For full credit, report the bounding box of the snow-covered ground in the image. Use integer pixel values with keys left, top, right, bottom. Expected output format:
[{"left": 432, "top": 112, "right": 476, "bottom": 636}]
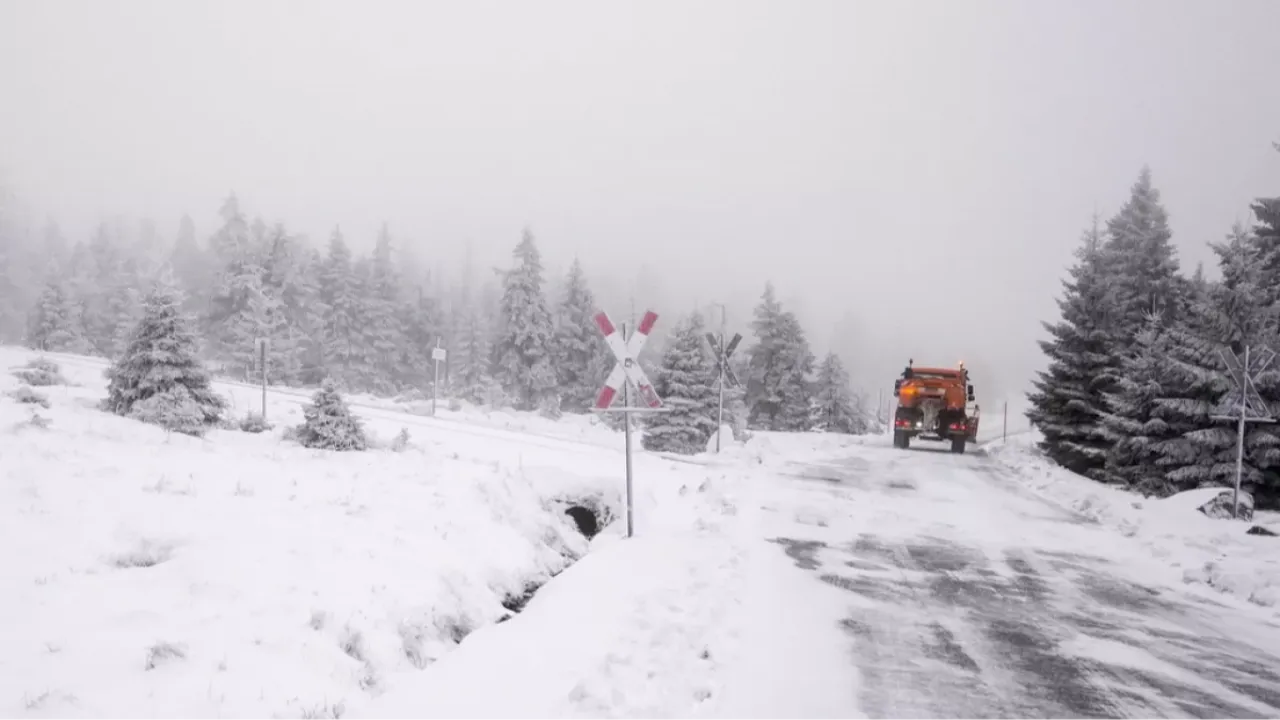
[
  {"left": 0, "top": 346, "right": 759, "bottom": 718},
  {"left": 983, "top": 431, "right": 1280, "bottom": 611}
]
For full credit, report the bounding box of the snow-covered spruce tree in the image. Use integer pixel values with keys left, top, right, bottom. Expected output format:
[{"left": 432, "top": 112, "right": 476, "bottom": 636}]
[
  {"left": 494, "top": 228, "right": 556, "bottom": 411},
  {"left": 1102, "top": 166, "right": 1182, "bottom": 352},
  {"left": 295, "top": 377, "right": 367, "bottom": 451},
  {"left": 812, "top": 351, "right": 866, "bottom": 434},
  {"left": 1026, "top": 216, "right": 1119, "bottom": 479},
  {"left": 26, "top": 279, "right": 87, "bottom": 352},
  {"left": 552, "top": 258, "right": 611, "bottom": 412},
  {"left": 104, "top": 279, "right": 227, "bottom": 436},
  {"left": 1248, "top": 142, "right": 1280, "bottom": 307},
  {"left": 642, "top": 311, "right": 718, "bottom": 454},
  {"left": 1166, "top": 223, "right": 1280, "bottom": 503},
  {"left": 745, "top": 282, "right": 787, "bottom": 430},
  {"left": 319, "top": 227, "right": 363, "bottom": 389},
  {"left": 1099, "top": 315, "right": 1186, "bottom": 494},
  {"left": 774, "top": 310, "right": 817, "bottom": 432},
  {"left": 362, "top": 224, "right": 407, "bottom": 394}
]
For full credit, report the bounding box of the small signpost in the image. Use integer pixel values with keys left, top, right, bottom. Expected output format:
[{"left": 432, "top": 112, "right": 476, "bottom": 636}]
[
  {"left": 592, "top": 308, "right": 668, "bottom": 538},
  {"left": 255, "top": 337, "right": 269, "bottom": 421},
  {"left": 1210, "top": 345, "right": 1276, "bottom": 519},
  {"left": 431, "top": 340, "right": 447, "bottom": 416},
  {"left": 704, "top": 328, "right": 742, "bottom": 453}
]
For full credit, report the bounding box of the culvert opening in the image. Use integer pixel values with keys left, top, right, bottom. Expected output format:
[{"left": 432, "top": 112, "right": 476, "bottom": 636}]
[{"left": 565, "top": 505, "right": 600, "bottom": 539}]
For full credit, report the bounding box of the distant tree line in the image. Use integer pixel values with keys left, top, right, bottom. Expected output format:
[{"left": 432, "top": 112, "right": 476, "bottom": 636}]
[
  {"left": 0, "top": 189, "right": 879, "bottom": 454},
  {"left": 1028, "top": 143, "right": 1280, "bottom": 508}
]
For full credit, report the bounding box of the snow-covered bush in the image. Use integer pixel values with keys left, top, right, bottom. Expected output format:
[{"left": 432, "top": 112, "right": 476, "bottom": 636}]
[
  {"left": 239, "top": 412, "right": 272, "bottom": 434},
  {"left": 294, "top": 378, "right": 367, "bottom": 451},
  {"left": 537, "top": 393, "right": 562, "bottom": 420},
  {"left": 390, "top": 427, "right": 411, "bottom": 452},
  {"left": 103, "top": 283, "right": 226, "bottom": 432},
  {"left": 7, "top": 385, "right": 50, "bottom": 408},
  {"left": 11, "top": 357, "right": 66, "bottom": 387}
]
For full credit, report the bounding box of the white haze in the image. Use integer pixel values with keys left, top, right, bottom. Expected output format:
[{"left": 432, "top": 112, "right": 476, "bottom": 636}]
[{"left": 2, "top": 0, "right": 1279, "bottom": 419}]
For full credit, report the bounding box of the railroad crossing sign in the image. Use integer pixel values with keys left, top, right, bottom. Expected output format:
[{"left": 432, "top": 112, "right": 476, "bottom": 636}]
[
  {"left": 591, "top": 308, "right": 668, "bottom": 541},
  {"left": 1211, "top": 344, "right": 1276, "bottom": 519},
  {"left": 705, "top": 331, "right": 743, "bottom": 388},
  {"left": 594, "top": 310, "right": 663, "bottom": 410}
]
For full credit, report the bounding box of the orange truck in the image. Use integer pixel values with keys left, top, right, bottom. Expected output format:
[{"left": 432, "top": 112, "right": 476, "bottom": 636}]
[{"left": 892, "top": 360, "right": 979, "bottom": 453}]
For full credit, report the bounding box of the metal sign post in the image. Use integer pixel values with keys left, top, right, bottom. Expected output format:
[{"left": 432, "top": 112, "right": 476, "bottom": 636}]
[
  {"left": 255, "top": 337, "right": 269, "bottom": 421},
  {"left": 704, "top": 322, "right": 742, "bottom": 454},
  {"left": 431, "top": 340, "right": 447, "bottom": 416},
  {"left": 592, "top": 309, "right": 668, "bottom": 538},
  {"left": 1003, "top": 401, "right": 1008, "bottom": 442},
  {"left": 1210, "top": 345, "right": 1276, "bottom": 519}
]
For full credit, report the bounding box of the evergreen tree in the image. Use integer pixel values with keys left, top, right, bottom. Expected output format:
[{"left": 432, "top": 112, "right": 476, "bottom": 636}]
[
  {"left": 494, "top": 228, "right": 556, "bottom": 410},
  {"left": 745, "top": 282, "right": 787, "bottom": 430},
  {"left": 170, "top": 213, "right": 208, "bottom": 317},
  {"left": 812, "top": 351, "right": 865, "bottom": 434},
  {"left": 1103, "top": 167, "right": 1181, "bottom": 347},
  {"left": 642, "top": 311, "right": 718, "bottom": 454},
  {"left": 552, "top": 258, "right": 610, "bottom": 412},
  {"left": 774, "top": 311, "right": 817, "bottom": 432},
  {"left": 295, "top": 377, "right": 368, "bottom": 451},
  {"left": 319, "top": 228, "right": 362, "bottom": 388},
  {"left": 1249, "top": 141, "right": 1280, "bottom": 307},
  {"left": 1026, "top": 217, "right": 1119, "bottom": 478},
  {"left": 363, "top": 224, "right": 407, "bottom": 394},
  {"left": 104, "top": 278, "right": 226, "bottom": 434},
  {"left": 1099, "top": 315, "right": 1186, "bottom": 493},
  {"left": 26, "top": 279, "right": 86, "bottom": 352}
]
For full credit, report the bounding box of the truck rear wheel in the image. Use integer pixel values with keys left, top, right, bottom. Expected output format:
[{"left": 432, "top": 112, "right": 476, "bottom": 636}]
[
  {"left": 894, "top": 431, "right": 910, "bottom": 449},
  {"left": 951, "top": 437, "right": 966, "bottom": 454}
]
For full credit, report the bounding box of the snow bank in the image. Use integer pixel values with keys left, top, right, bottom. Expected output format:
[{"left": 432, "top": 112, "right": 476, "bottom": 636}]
[
  {"left": 983, "top": 431, "right": 1280, "bottom": 612},
  {"left": 0, "top": 346, "right": 626, "bottom": 717}
]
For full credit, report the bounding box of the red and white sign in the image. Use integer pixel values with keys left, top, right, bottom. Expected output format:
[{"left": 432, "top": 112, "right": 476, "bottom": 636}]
[{"left": 593, "top": 310, "right": 663, "bottom": 410}]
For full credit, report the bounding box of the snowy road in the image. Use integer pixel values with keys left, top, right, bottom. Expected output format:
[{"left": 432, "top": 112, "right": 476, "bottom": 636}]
[{"left": 739, "top": 438, "right": 1280, "bottom": 719}]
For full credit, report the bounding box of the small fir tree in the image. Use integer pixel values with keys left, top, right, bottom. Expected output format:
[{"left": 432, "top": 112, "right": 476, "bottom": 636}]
[
  {"left": 295, "top": 377, "right": 368, "bottom": 451},
  {"left": 642, "top": 312, "right": 718, "bottom": 454},
  {"left": 812, "top": 351, "right": 865, "bottom": 434},
  {"left": 104, "top": 280, "right": 226, "bottom": 435}
]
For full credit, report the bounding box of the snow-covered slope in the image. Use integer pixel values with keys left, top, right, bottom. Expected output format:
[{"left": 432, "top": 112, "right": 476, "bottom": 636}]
[
  {"left": 983, "top": 431, "right": 1280, "bottom": 610},
  {"left": 0, "top": 346, "right": 750, "bottom": 718}
]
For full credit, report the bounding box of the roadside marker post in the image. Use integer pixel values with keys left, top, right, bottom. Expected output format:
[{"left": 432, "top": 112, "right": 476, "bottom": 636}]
[
  {"left": 431, "top": 340, "right": 447, "bottom": 417},
  {"left": 704, "top": 322, "right": 742, "bottom": 454},
  {"left": 1210, "top": 345, "right": 1276, "bottom": 519},
  {"left": 591, "top": 309, "right": 668, "bottom": 538},
  {"left": 255, "top": 337, "right": 269, "bottom": 421}
]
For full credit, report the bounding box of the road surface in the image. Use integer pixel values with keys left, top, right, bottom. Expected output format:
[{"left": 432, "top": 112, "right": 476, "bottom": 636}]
[{"left": 744, "top": 438, "right": 1280, "bottom": 718}]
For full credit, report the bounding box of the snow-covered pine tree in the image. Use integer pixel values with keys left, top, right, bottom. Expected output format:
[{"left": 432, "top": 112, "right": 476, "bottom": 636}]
[
  {"left": 319, "top": 227, "right": 362, "bottom": 389},
  {"left": 26, "top": 279, "right": 86, "bottom": 352},
  {"left": 642, "top": 311, "right": 718, "bottom": 454},
  {"left": 812, "top": 351, "right": 866, "bottom": 434},
  {"left": 774, "top": 310, "right": 817, "bottom": 432},
  {"left": 745, "top": 282, "right": 788, "bottom": 430},
  {"left": 1103, "top": 167, "right": 1182, "bottom": 349},
  {"left": 452, "top": 302, "right": 493, "bottom": 404},
  {"left": 552, "top": 258, "right": 610, "bottom": 412},
  {"left": 295, "top": 377, "right": 368, "bottom": 451},
  {"left": 170, "top": 214, "right": 209, "bottom": 317},
  {"left": 363, "top": 224, "right": 407, "bottom": 394},
  {"left": 1026, "top": 216, "right": 1119, "bottom": 478},
  {"left": 1171, "top": 223, "right": 1280, "bottom": 504},
  {"left": 1248, "top": 142, "right": 1280, "bottom": 307},
  {"left": 1099, "top": 314, "right": 1186, "bottom": 494},
  {"left": 494, "top": 228, "right": 556, "bottom": 410},
  {"left": 104, "top": 277, "right": 226, "bottom": 435}
]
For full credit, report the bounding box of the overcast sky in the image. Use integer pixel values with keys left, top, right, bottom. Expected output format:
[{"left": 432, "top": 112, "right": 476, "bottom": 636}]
[{"left": 2, "top": 0, "right": 1279, "bottom": 416}]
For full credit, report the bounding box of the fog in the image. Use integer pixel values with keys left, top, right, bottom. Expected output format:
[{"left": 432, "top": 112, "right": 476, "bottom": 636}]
[{"left": 3, "top": 0, "right": 1279, "bottom": 422}]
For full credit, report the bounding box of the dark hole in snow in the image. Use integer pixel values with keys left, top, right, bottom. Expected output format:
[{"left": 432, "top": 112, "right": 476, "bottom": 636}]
[
  {"left": 565, "top": 505, "right": 599, "bottom": 539},
  {"left": 1247, "top": 525, "right": 1278, "bottom": 537}
]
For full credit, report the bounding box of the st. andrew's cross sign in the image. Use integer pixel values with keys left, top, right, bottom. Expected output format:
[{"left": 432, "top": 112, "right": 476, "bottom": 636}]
[
  {"left": 592, "top": 308, "right": 669, "bottom": 539},
  {"left": 1211, "top": 344, "right": 1276, "bottom": 519},
  {"left": 705, "top": 330, "right": 743, "bottom": 453},
  {"left": 594, "top": 310, "right": 663, "bottom": 410}
]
